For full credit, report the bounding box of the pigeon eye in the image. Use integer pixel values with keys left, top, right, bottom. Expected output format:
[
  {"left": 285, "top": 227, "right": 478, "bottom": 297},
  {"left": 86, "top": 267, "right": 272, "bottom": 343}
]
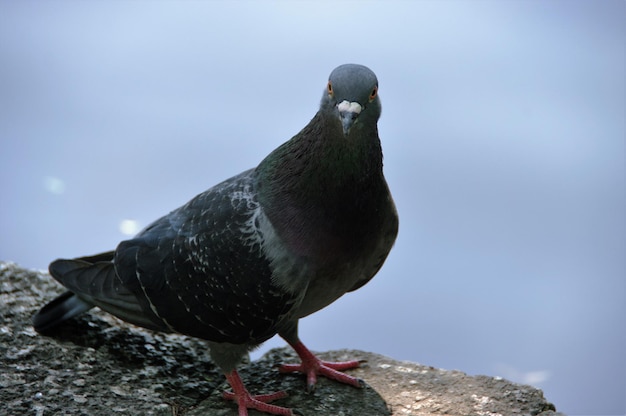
[
  {"left": 327, "top": 82, "right": 333, "bottom": 95},
  {"left": 369, "top": 86, "right": 378, "bottom": 100}
]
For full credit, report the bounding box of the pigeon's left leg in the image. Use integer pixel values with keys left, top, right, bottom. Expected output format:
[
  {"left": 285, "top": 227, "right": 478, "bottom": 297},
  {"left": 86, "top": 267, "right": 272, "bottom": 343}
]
[
  {"left": 279, "top": 325, "right": 364, "bottom": 392},
  {"left": 222, "top": 370, "right": 292, "bottom": 416}
]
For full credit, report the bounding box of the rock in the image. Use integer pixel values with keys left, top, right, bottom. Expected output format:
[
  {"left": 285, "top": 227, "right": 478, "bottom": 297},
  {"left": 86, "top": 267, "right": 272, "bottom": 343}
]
[{"left": 0, "top": 261, "right": 564, "bottom": 415}]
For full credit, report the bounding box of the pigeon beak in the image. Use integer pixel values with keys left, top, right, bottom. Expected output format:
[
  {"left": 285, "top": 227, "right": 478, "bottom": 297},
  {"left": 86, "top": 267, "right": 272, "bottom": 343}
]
[{"left": 337, "top": 100, "right": 362, "bottom": 136}]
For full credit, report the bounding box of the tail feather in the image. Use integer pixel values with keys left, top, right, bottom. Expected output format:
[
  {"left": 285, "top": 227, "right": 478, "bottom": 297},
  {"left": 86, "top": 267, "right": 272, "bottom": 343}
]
[
  {"left": 32, "top": 290, "right": 94, "bottom": 333},
  {"left": 33, "top": 252, "right": 166, "bottom": 333}
]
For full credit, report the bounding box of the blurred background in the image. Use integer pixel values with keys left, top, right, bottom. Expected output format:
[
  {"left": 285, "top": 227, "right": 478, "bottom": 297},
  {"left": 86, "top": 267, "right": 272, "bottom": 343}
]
[{"left": 1, "top": 1, "right": 623, "bottom": 414}]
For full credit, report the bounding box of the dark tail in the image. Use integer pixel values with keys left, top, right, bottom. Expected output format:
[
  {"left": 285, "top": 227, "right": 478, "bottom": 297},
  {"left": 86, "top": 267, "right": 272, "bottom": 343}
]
[
  {"left": 32, "top": 251, "right": 115, "bottom": 334},
  {"left": 32, "top": 291, "right": 93, "bottom": 333},
  {"left": 33, "top": 250, "right": 163, "bottom": 334}
]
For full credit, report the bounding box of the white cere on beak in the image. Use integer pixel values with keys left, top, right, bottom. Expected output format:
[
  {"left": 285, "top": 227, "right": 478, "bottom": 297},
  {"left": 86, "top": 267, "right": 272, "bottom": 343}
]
[{"left": 337, "top": 100, "right": 362, "bottom": 114}]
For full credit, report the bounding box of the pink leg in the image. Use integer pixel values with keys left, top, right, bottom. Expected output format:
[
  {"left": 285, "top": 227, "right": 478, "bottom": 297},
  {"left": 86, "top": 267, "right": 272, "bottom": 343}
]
[
  {"left": 279, "top": 340, "right": 364, "bottom": 391},
  {"left": 222, "top": 370, "right": 292, "bottom": 416}
]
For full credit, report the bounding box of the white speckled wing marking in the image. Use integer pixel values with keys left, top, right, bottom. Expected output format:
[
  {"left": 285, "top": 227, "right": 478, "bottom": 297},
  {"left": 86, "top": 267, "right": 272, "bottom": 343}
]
[
  {"left": 112, "top": 169, "right": 302, "bottom": 344},
  {"left": 230, "top": 181, "right": 310, "bottom": 296}
]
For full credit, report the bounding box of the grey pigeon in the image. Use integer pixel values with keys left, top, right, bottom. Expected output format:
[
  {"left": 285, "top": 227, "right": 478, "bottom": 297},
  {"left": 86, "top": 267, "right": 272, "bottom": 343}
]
[{"left": 33, "top": 63, "right": 399, "bottom": 416}]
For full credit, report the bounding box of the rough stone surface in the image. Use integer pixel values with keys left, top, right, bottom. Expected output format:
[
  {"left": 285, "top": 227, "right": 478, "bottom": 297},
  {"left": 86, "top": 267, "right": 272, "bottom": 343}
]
[{"left": 1, "top": 261, "right": 564, "bottom": 415}]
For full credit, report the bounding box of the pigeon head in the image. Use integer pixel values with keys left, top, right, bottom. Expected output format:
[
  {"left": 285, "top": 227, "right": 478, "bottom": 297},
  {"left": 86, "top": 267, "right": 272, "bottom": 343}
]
[{"left": 321, "top": 64, "right": 381, "bottom": 137}]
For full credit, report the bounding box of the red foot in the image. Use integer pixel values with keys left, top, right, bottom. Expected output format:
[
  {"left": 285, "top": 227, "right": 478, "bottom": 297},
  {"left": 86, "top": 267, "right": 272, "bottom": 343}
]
[
  {"left": 279, "top": 341, "right": 364, "bottom": 391},
  {"left": 223, "top": 371, "right": 292, "bottom": 416}
]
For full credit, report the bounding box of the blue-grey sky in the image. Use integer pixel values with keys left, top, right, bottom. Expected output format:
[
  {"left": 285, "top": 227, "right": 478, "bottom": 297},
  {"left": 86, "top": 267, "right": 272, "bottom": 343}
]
[{"left": 1, "top": 1, "right": 624, "bottom": 414}]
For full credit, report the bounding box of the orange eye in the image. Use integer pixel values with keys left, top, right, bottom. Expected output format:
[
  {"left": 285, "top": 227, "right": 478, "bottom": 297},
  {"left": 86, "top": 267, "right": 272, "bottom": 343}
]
[
  {"left": 369, "top": 86, "right": 378, "bottom": 100},
  {"left": 327, "top": 82, "right": 333, "bottom": 95}
]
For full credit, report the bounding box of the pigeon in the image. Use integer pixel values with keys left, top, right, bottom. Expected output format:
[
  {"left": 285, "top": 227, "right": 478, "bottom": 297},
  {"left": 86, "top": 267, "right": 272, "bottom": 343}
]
[{"left": 33, "top": 63, "right": 399, "bottom": 416}]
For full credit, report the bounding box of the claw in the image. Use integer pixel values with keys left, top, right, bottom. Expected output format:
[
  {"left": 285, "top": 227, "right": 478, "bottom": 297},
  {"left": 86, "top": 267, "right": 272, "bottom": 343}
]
[
  {"left": 224, "top": 370, "right": 292, "bottom": 416},
  {"left": 280, "top": 340, "right": 363, "bottom": 391}
]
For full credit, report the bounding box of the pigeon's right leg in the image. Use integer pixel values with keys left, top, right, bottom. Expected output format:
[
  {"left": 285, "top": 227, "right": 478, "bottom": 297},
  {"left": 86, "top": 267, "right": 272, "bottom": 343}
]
[{"left": 222, "top": 370, "right": 293, "bottom": 416}]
